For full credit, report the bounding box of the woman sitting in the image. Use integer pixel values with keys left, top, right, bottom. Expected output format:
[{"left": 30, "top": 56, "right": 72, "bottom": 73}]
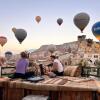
[{"left": 10, "top": 52, "right": 34, "bottom": 79}]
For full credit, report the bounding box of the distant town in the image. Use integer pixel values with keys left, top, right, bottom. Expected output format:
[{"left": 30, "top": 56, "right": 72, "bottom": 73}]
[{"left": 11, "top": 35, "right": 100, "bottom": 67}]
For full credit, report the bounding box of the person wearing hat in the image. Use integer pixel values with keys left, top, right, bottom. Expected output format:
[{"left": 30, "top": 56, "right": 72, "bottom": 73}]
[{"left": 48, "top": 55, "right": 64, "bottom": 76}]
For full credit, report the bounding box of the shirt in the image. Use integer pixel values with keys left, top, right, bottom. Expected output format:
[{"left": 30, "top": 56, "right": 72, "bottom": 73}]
[
  {"left": 54, "top": 59, "right": 64, "bottom": 72},
  {"left": 16, "top": 58, "right": 29, "bottom": 74}
]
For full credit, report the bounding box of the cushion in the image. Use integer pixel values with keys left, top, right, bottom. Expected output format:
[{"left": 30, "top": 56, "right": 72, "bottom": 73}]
[
  {"left": 64, "top": 66, "right": 81, "bottom": 77},
  {"left": 22, "top": 95, "right": 48, "bottom": 100}
]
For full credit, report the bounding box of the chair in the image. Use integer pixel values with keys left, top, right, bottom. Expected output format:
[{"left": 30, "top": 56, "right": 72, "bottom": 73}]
[{"left": 64, "top": 66, "right": 81, "bottom": 77}]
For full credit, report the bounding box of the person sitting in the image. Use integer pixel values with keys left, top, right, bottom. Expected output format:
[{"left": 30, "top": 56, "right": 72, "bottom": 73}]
[
  {"left": 48, "top": 55, "right": 64, "bottom": 77},
  {"left": 9, "top": 52, "right": 34, "bottom": 79},
  {"left": 0, "top": 57, "right": 5, "bottom": 66}
]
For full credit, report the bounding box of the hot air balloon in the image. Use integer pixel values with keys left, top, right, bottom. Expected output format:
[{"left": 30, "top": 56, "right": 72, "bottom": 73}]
[
  {"left": 12, "top": 27, "right": 17, "bottom": 33},
  {"left": 0, "top": 36, "right": 7, "bottom": 47},
  {"left": 12, "top": 27, "right": 27, "bottom": 44},
  {"left": 57, "top": 18, "right": 63, "bottom": 26},
  {"left": 35, "top": 16, "right": 41, "bottom": 23},
  {"left": 92, "top": 21, "right": 100, "bottom": 42},
  {"left": 73, "top": 12, "right": 90, "bottom": 33},
  {"left": 5, "top": 51, "right": 13, "bottom": 60}
]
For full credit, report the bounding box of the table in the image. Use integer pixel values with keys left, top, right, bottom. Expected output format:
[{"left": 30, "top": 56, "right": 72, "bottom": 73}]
[{"left": 0, "top": 76, "right": 100, "bottom": 100}]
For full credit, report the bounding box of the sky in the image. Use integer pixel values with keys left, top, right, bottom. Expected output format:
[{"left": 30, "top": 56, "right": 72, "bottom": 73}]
[{"left": 0, "top": 0, "right": 100, "bottom": 55}]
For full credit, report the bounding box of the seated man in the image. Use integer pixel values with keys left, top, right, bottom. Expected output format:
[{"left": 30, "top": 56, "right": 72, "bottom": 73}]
[{"left": 48, "top": 55, "right": 64, "bottom": 77}]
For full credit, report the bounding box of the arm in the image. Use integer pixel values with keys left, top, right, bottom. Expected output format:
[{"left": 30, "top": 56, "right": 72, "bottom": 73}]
[
  {"left": 25, "top": 60, "right": 29, "bottom": 72},
  {"left": 51, "top": 62, "right": 58, "bottom": 71}
]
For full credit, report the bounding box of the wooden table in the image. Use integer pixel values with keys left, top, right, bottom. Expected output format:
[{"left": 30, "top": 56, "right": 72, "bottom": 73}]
[
  {"left": 94, "top": 80, "right": 100, "bottom": 100},
  {"left": 0, "top": 78, "right": 9, "bottom": 100},
  {"left": 0, "top": 76, "right": 100, "bottom": 100}
]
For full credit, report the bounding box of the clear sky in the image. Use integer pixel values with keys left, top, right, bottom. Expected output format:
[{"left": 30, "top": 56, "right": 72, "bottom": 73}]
[{"left": 0, "top": 0, "right": 100, "bottom": 55}]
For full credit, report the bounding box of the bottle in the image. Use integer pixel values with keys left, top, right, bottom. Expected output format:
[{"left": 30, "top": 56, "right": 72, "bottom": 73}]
[{"left": 39, "top": 64, "right": 44, "bottom": 75}]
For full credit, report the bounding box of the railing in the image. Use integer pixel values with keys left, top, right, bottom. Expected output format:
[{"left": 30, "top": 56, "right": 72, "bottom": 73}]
[
  {"left": 1, "top": 66, "right": 15, "bottom": 76},
  {"left": 1, "top": 66, "right": 100, "bottom": 78},
  {"left": 81, "top": 66, "right": 100, "bottom": 77}
]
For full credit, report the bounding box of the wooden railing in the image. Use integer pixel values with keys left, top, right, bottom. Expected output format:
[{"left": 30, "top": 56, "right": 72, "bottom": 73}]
[
  {"left": 81, "top": 66, "right": 100, "bottom": 77},
  {"left": 1, "top": 66, "right": 15, "bottom": 76},
  {"left": 1, "top": 66, "right": 100, "bottom": 78}
]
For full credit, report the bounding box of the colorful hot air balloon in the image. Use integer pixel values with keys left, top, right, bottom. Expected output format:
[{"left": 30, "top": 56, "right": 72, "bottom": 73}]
[
  {"left": 0, "top": 36, "right": 7, "bottom": 47},
  {"left": 57, "top": 18, "right": 63, "bottom": 26},
  {"left": 73, "top": 12, "right": 90, "bottom": 33},
  {"left": 92, "top": 21, "right": 100, "bottom": 41},
  {"left": 12, "top": 27, "right": 27, "bottom": 44},
  {"left": 35, "top": 16, "right": 41, "bottom": 23}
]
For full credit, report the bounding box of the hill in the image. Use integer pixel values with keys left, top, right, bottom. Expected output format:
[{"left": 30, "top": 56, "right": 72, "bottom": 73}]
[{"left": 29, "top": 35, "right": 100, "bottom": 66}]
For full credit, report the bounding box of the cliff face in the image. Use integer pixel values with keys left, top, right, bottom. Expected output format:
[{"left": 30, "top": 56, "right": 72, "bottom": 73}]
[
  {"left": 29, "top": 35, "right": 100, "bottom": 66},
  {"left": 32, "top": 39, "right": 100, "bottom": 55},
  {"left": 12, "top": 35, "right": 100, "bottom": 66},
  {"left": 34, "top": 45, "right": 49, "bottom": 52}
]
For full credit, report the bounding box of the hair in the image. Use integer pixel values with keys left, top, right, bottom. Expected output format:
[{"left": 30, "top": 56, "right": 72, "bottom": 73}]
[
  {"left": 50, "top": 55, "right": 56, "bottom": 59},
  {"left": 20, "top": 52, "right": 28, "bottom": 58}
]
